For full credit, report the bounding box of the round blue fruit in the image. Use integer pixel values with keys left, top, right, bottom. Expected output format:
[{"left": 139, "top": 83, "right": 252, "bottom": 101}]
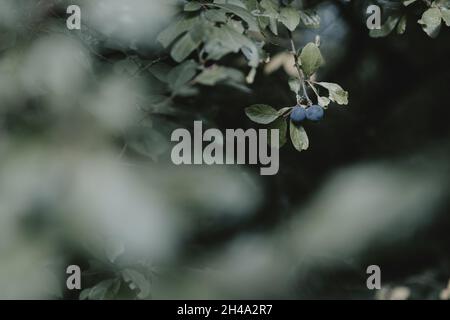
[
  {"left": 306, "top": 105, "right": 324, "bottom": 121},
  {"left": 290, "top": 106, "right": 307, "bottom": 123}
]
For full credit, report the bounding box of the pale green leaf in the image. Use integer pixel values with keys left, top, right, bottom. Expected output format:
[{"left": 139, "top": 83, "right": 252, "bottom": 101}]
[
  {"left": 170, "top": 32, "right": 201, "bottom": 62},
  {"left": 195, "top": 66, "right": 229, "bottom": 85},
  {"left": 211, "top": 3, "right": 259, "bottom": 31},
  {"left": 289, "top": 122, "right": 309, "bottom": 151},
  {"left": 418, "top": 8, "right": 442, "bottom": 38},
  {"left": 79, "top": 288, "right": 91, "bottom": 300},
  {"left": 441, "top": 8, "right": 450, "bottom": 27},
  {"left": 167, "top": 60, "right": 198, "bottom": 92},
  {"left": 260, "top": 0, "right": 279, "bottom": 19},
  {"left": 268, "top": 117, "right": 287, "bottom": 147},
  {"left": 403, "top": 0, "right": 418, "bottom": 6},
  {"left": 318, "top": 96, "right": 331, "bottom": 107},
  {"left": 184, "top": 2, "right": 202, "bottom": 11},
  {"left": 288, "top": 78, "right": 301, "bottom": 93},
  {"left": 157, "top": 17, "right": 199, "bottom": 48},
  {"left": 277, "top": 107, "right": 291, "bottom": 116},
  {"left": 88, "top": 279, "right": 115, "bottom": 300},
  {"left": 122, "top": 269, "right": 151, "bottom": 299},
  {"left": 268, "top": 17, "right": 279, "bottom": 35},
  {"left": 316, "top": 82, "right": 348, "bottom": 105},
  {"left": 369, "top": 15, "right": 401, "bottom": 38},
  {"left": 245, "top": 104, "right": 279, "bottom": 124},
  {"left": 299, "top": 10, "right": 321, "bottom": 28},
  {"left": 299, "top": 42, "right": 325, "bottom": 77},
  {"left": 397, "top": 15, "right": 407, "bottom": 34},
  {"left": 279, "top": 7, "right": 300, "bottom": 31},
  {"left": 204, "top": 9, "right": 228, "bottom": 23},
  {"left": 214, "top": 0, "right": 247, "bottom": 9}
]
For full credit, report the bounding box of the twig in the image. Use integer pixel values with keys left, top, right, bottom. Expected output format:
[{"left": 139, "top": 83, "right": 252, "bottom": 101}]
[{"left": 287, "top": 31, "right": 312, "bottom": 106}]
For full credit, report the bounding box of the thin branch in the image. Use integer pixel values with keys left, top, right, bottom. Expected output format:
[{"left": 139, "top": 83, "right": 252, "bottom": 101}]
[{"left": 287, "top": 31, "right": 312, "bottom": 105}]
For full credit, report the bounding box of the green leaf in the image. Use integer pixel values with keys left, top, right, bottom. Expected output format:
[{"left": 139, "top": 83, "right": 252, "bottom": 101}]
[
  {"left": 279, "top": 7, "right": 300, "bottom": 31},
  {"left": 441, "top": 8, "right": 450, "bottom": 27},
  {"left": 87, "top": 280, "right": 115, "bottom": 300},
  {"left": 170, "top": 32, "right": 201, "bottom": 62},
  {"left": 268, "top": 17, "right": 279, "bottom": 35},
  {"left": 167, "top": 60, "right": 198, "bottom": 92},
  {"left": 184, "top": 2, "right": 202, "bottom": 11},
  {"left": 318, "top": 96, "right": 331, "bottom": 107},
  {"left": 418, "top": 8, "right": 442, "bottom": 38},
  {"left": 107, "top": 279, "right": 121, "bottom": 299},
  {"left": 223, "top": 67, "right": 246, "bottom": 83},
  {"left": 203, "top": 24, "right": 259, "bottom": 66},
  {"left": 204, "top": 9, "right": 228, "bottom": 23},
  {"left": 245, "top": 104, "right": 279, "bottom": 124},
  {"left": 277, "top": 107, "right": 291, "bottom": 116},
  {"left": 316, "top": 82, "right": 348, "bottom": 105},
  {"left": 148, "top": 63, "right": 171, "bottom": 83},
  {"left": 269, "top": 117, "right": 287, "bottom": 147},
  {"left": 157, "top": 17, "right": 199, "bottom": 48},
  {"left": 369, "top": 15, "right": 401, "bottom": 38},
  {"left": 299, "top": 42, "right": 325, "bottom": 77},
  {"left": 396, "top": 15, "right": 407, "bottom": 34},
  {"left": 195, "top": 66, "right": 229, "bottom": 85},
  {"left": 289, "top": 122, "right": 309, "bottom": 151},
  {"left": 403, "top": 0, "right": 418, "bottom": 6},
  {"left": 288, "top": 78, "right": 300, "bottom": 94},
  {"left": 211, "top": 3, "right": 260, "bottom": 32},
  {"left": 299, "top": 10, "right": 321, "bottom": 28},
  {"left": 127, "top": 126, "right": 170, "bottom": 161},
  {"left": 214, "top": 0, "right": 247, "bottom": 9},
  {"left": 79, "top": 288, "right": 91, "bottom": 300},
  {"left": 122, "top": 269, "right": 151, "bottom": 299},
  {"left": 260, "top": 0, "right": 279, "bottom": 19}
]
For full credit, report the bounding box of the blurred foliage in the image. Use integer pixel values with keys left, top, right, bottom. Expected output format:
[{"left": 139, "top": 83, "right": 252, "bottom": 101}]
[{"left": 0, "top": 0, "right": 450, "bottom": 300}]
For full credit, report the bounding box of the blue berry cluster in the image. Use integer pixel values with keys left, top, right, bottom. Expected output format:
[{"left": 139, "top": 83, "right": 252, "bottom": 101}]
[{"left": 290, "top": 105, "right": 324, "bottom": 124}]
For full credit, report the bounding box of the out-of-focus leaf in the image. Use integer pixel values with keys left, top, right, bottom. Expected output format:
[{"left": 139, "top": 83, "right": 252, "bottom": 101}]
[
  {"left": 318, "top": 96, "right": 331, "bottom": 107},
  {"left": 279, "top": 7, "right": 300, "bottom": 31},
  {"left": 157, "top": 16, "right": 199, "bottom": 48},
  {"left": 204, "top": 9, "right": 228, "bottom": 23},
  {"left": 214, "top": 0, "right": 247, "bottom": 9},
  {"left": 170, "top": 32, "right": 201, "bottom": 62},
  {"left": 195, "top": 66, "right": 229, "bottom": 85},
  {"left": 167, "top": 60, "right": 198, "bottom": 93},
  {"left": 299, "top": 10, "right": 321, "bottom": 28},
  {"left": 105, "top": 239, "right": 124, "bottom": 263},
  {"left": 211, "top": 3, "right": 259, "bottom": 32},
  {"left": 260, "top": 0, "right": 279, "bottom": 19},
  {"left": 122, "top": 269, "right": 151, "bottom": 299},
  {"left": 397, "top": 15, "right": 407, "bottom": 34},
  {"left": 87, "top": 279, "right": 115, "bottom": 300},
  {"left": 288, "top": 78, "right": 300, "bottom": 93},
  {"left": 184, "top": 1, "right": 202, "bottom": 11},
  {"left": 369, "top": 15, "right": 401, "bottom": 38},
  {"left": 79, "top": 288, "right": 91, "bottom": 300},
  {"left": 148, "top": 63, "right": 171, "bottom": 83}
]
